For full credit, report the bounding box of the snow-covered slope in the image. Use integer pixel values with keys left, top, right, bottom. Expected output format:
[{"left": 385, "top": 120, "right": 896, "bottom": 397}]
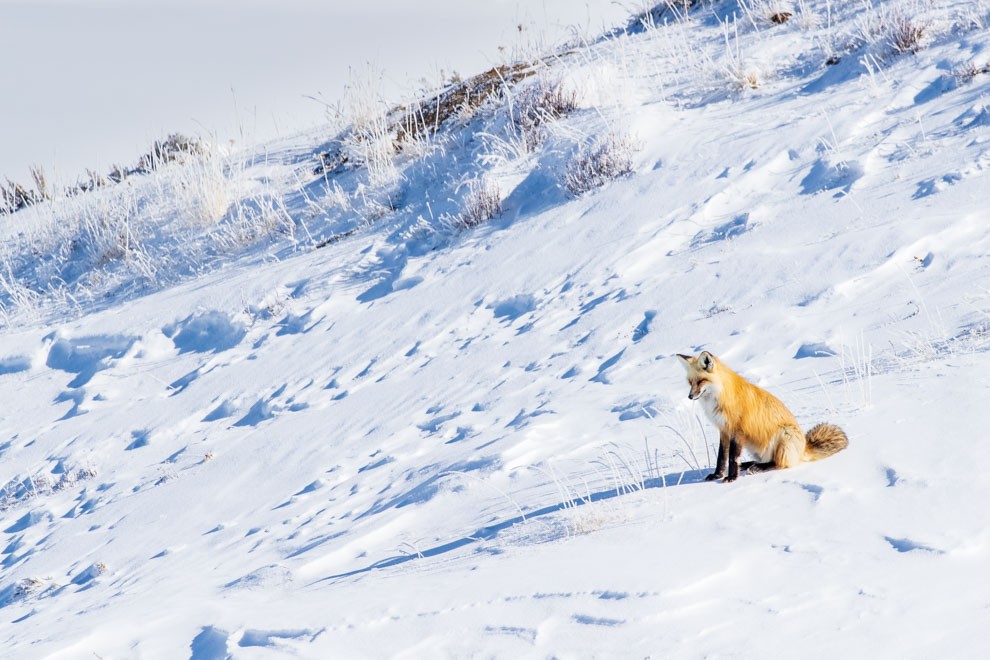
[{"left": 1, "top": 1, "right": 989, "bottom": 656}]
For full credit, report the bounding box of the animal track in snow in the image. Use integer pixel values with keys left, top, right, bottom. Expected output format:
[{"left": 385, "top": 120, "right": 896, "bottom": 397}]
[
  {"left": 610, "top": 400, "right": 656, "bottom": 422},
  {"left": 224, "top": 564, "right": 294, "bottom": 591},
  {"left": 163, "top": 311, "right": 246, "bottom": 355},
  {"left": 190, "top": 626, "right": 230, "bottom": 660},
  {"left": 485, "top": 625, "right": 537, "bottom": 643},
  {"left": 125, "top": 429, "right": 151, "bottom": 451},
  {"left": 572, "top": 613, "right": 625, "bottom": 626},
  {"left": 238, "top": 628, "right": 321, "bottom": 648},
  {"left": 490, "top": 295, "right": 537, "bottom": 324},
  {"left": 632, "top": 310, "right": 656, "bottom": 343},
  {"left": 690, "top": 213, "right": 751, "bottom": 248},
  {"left": 884, "top": 536, "right": 944, "bottom": 555},
  {"left": 418, "top": 411, "right": 461, "bottom": 434},
  {"left": 45, "top": 333, "right": 137, "bottom": 388},
  {"left": 0, "top": 355, "right": 31, "bottom": 376},
  {"left": 800, "top": 157, "right": 864, "bottom": 197},
  {"left": 793, "top": 342, "right": 837, "bottom": 359},
  {"left": 589, "top": 350, "right": 625, "bottom": 384},
  {"left": 274, "top": 308, "right": 324, "bottom": 336},
  {"left": 231, "top": 380, "right": 314, "bottom": 427}
]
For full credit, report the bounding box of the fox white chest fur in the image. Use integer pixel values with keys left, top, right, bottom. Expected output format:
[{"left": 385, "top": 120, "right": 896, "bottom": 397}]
[{"left": 697, "top": 386, "right": 726, "bottom": 428}]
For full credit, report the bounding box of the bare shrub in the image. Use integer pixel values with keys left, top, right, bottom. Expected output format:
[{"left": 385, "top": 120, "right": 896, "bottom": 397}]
[
  {"left": 316, "top": 63, "right": 538, "bottom": 175},
  {"left": 0, "top": 467, "right": 97, "bottom": 512},
  {"left": 727, "top": 65, "right": 762, "bottom": 90},
  {"left": 738, "top": 0, "right": 795, "bottom": 28},
  {"left": 514, "top": 76, "right": 579, "bottom": 150},
  {"left": 0, "top": 179, "right": 38, "bottom": 215},
  {"left": 343, "top": 113, "right": 397, "bottom": 187},
  {"left": 6, "top": 575, "right": 65, "bottom": 605},
  {"left": 29, "top": 166, "right": 51, "bottom": 201},
  {"left": 794, "top": 0, "right": 823, "bottom": 30},
  {"left": 173, "top": 146, "right": 237, "bottom": 226},
  {"left": 395, "top": 63, "right": 536, "bottom": 143},
  {"left": 75, "top": 190, "right": 144, "bottom": 268},
  {"left": 634, "top": 1, "right": 696, "bottom": 28},
  {"left": 313, "top": 142, "right": 348, "bottom": 176},
  {"left": 853, "top": 4, "right": 930, "bottom": 57},
  {"left": 136, "top": 133, "right": 203, "bottom": 173},
  {"left": 888, "top": 12, "right": 927, "bottom": 54},
  {"left": 107, "top": 163, "right": 130, "bottom": 184},
  {"left": 1, "top": 134, "right": 203, "bottom": 216},
  {"left": 452, "top": 177, "right": 502, "bottom": 229},
  {"left": 334, "top": 66, "right": 402, "bottom": 186},
  {"left": 563, "top": 132, "right": 637, "bottom": 195},
  {"left": 957, "top": 62, "right": 990, "bottom": 83},
  {"left": 717, "top": 16, "right": 764, "bottom": 91}
]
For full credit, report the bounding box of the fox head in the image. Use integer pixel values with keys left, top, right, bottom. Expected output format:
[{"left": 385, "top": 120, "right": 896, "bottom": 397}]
[{"left": 676, "top": 351, "right": 720, "bottom": 401}]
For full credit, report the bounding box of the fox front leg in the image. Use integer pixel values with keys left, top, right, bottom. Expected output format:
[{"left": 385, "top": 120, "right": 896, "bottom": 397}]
[
  {"left": 706, "top": 432, "right": 730, "bottom": 481},
  {"left": 725, "top": 438, "right": 741, "bottom": 482}
]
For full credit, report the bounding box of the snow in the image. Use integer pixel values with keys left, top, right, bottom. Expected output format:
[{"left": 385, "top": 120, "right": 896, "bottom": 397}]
[{"left": 2, "top": 0, "right": 990, "bottom": 656}]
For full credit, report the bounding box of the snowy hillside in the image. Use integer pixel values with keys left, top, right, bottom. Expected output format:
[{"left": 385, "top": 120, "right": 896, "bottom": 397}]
[{"left": 1, "top": 1, "right": 990, "bottom": 657}]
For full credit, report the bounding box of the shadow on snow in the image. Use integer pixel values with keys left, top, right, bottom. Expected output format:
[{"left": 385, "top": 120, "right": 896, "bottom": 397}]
[{"left": 312, "top": 467, "right": 709, "bottom": 584}]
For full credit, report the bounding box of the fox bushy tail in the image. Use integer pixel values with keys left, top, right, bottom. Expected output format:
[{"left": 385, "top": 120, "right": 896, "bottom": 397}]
[{"left": 805, "top": 423, "right": 849, "bottom": 460}]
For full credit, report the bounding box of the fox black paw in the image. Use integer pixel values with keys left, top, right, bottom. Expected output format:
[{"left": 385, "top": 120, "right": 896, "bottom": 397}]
[{"left": 705, "top": 472, "right": 724, "bottom": 481}]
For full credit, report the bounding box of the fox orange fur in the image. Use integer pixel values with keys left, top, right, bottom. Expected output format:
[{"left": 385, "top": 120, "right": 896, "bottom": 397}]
[{"left": 676, "top": 351, "right": 848, "bottom": 482}]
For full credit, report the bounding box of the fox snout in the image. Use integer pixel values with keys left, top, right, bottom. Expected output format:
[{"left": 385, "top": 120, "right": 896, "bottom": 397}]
[{"left": 678, "top": 352, "right": 716, "bottom": 402}]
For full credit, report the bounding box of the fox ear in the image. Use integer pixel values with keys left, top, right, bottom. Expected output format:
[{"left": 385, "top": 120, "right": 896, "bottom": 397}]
[
  {"left": 698, "top": 351, "right": 715, "bottom": 372},
  {"left": 676, "top": 354, "right": 693, "bottom": 370}
]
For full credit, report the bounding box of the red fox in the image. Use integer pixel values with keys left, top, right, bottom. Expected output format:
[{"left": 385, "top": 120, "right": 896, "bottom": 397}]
[{"left": 676, "top": 351, "right": 848, "bottom": 482}]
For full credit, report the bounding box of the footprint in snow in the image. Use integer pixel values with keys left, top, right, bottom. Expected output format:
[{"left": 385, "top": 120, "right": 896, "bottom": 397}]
[
  {"left": 885, "top": 536, "right": 944, "bottom": 555},
  {"left": 417, "top": 411, "right": 461, "bottom": 434},
  {"left": 572, "top": 614, "right": 625, "bottom": 627},
  {"left": 913, "top": 173, "right": 962, "bottom": 199},
  {"left": 799, "top": 158, "right": 864, "bottom": 197},
  {"left": 589, "top": 349, "right": 625, "bottom": 384},
  {"left": 45, "top": 333, "right": 137, "bottom": 388},
  {"left": 884, "top": 467, "right": 899, "bottom": 487},
  {"left": 610, "top": 400, "right": 656, "bottom": 421},
  {"left": 274, "top": 308, "right": 323, "bottom": 336},
  {"left": 797, "top": 482, "right": 823, "bottom": 502},
  {"left": 485, "top": 626, "right": 537, "bottom": 643},
  {"left": 238, "top": 628, "right": 319, "bottom": 648},
  {"left": 163, "top": 311, "right": 246, "bottom": 355},
  {"left": 690, "top": 213, "right": 751, "bottom": 248},
  {"left": 632, "top": 310, "right": 656, "bottom": 343},
  {"left": 190, "top": 626, "right": 230, "bottom": 660},
  {"left": 125, "top": 429, "right": 151, "bottom": 451},
  {"left": 490, "top": 294, "right": 537, "bottom": 324},
  {"left": 0, "top": 355, "right": 31, "bottom": 376}
]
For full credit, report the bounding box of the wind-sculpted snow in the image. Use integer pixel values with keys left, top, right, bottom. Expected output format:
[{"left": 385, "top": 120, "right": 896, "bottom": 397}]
[
  {"left": 164, "top": 312, "right": 247, "bottom": 355},
  {"left": 45, "top": 333, "right": 137, "bottom": 388}
]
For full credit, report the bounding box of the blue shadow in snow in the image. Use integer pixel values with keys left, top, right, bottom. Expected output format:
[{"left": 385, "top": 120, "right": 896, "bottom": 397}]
[
  {"left": 164, "top": 311, "right": 246, "bottom": 354},
  {"left": 190, "top": 626, "right": 230, "bottom": 660},
  {"left": 46, "top": 334, "right": 136, "bottom": 388},
  {"left": 497, "top": 168, "right": 571, "bottom": 224},
  {"left": 0, "top": 356, "right": 31, "bottom": 375},
  {"left": 313, "top": 467, "right": 710, "bottom": 583}
]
